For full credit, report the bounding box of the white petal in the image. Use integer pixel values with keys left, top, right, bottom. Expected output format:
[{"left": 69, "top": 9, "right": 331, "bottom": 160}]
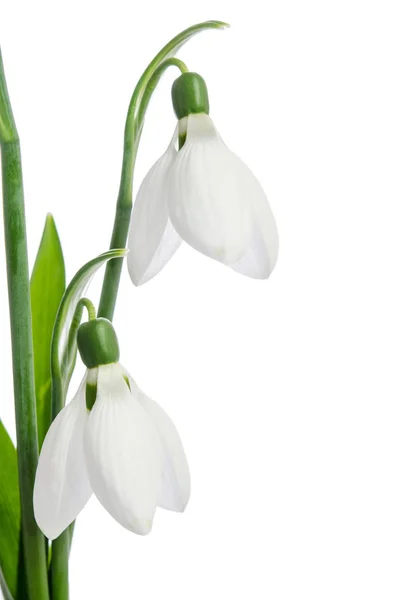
[
  {"left": 84, "top": 364, "right": 164, "bottom": 535},
  {"left": 122, "top": 369, "right": 190, "bottom": 513},
  {"left": 128, "top": 127, "right": 181, "bottom": 286},
  {"left": 167, "top": 113, "right": 253, "bottom": 265},
  {"left": 33, "top": 375, "right": 92, "bottom": 540},
  {"left": 230, "top": 179, "right": 279, "bottom": 279},
  {"left": 139, "top": 393, "right": 191, "bottom": 513}
]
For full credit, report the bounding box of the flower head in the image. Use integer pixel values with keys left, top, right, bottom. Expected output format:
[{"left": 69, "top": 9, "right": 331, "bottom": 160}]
[
  {"left": 128, "top": 72, "right": 279, "bottom": 285},
  {"left": 34, "top": 318, "right": 190, "bottom": 539}
]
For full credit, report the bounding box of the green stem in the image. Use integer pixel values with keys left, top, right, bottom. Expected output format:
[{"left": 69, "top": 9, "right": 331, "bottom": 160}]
[
  {"left": 136, "top": 58, "right": 189, "bottom": 128},
  {"left": 77, "top": 297, "right": 96, "bottom": 321},
  {"left": 0, "top": 52, "right": 50, "bottom": 600},
  {"left": 50, "top": 539, "right": 68, "bottom": 600},
  {"left": 97, "top": 59, "right": 187, "bottom": 321},
  {"left": 62, "top": 297, "right": 96, "bottom": 380},
  {"left": 49, "top": 362, "right": 68, "bottom": 600},
  {"left": 98, "top": 21, "right": 228, "bottom": 320}
]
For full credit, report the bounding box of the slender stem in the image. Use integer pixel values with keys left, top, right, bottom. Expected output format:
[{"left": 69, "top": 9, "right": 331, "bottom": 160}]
[
  {"left": 50, "top": 540, "right": 68, "bottom": 600},
  {"left": 49, "top": 360, "right": 68, "bottom": 600},
  {"left": 0, "top": 51, "right": 50, "bottom": 600},
  {"left": 62, "top": 297, "right": 96, "bottom": 380},
  {"left": 78, "top": 297, "right": 97, "bottom": 321},
  {"left": 97, "top": 58, "right": 187, "bottom": 321},
  {"left": 98, "top": 21, "right": 228, "bottom": 320},
  {"left": 136, "top": 58, "right": 188, "bottom": 128}
]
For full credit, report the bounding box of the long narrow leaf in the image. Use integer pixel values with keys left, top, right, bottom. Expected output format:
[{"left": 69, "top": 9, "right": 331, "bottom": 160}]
[{"left": 31, "top": 214, "right": 65, "bottom": 449}]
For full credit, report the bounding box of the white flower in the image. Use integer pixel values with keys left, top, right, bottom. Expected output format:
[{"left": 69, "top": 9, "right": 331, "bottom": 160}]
[
  {"left": 33, "top": 362, "right": 190, "bottom": 539},
  {"left": 128, "top": 112, "right": 279, "bottom": 285}
]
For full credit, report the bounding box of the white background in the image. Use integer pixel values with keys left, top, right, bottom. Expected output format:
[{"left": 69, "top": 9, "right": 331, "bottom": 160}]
[{"left": 1, "top": 0, "right": 397, "bottom": 598}]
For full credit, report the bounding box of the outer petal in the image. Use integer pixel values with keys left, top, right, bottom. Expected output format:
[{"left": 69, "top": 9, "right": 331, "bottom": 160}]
[
  {"left": 33, "top": 375, "right": 92, "bottom": 540},
  {"left": 84, "top": 364, "right": 164, "bottom": 535},
  {"left": 127, "top": 127, "right": 181, "bottom": 286},
  {"left": 167, "top": 113, "right": 253, "bottom": 265},
  {"left": 230, "top": 176, "right": 279, "bottom": 279},
  {"left": 123, "top": 368, "right": 190, "bottom": 513}
]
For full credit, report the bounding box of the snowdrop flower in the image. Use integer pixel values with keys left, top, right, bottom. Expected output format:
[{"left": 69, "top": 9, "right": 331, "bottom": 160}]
[
  {"left": 128, "top": 72, "right": 279, "bottom": 286},
  {"left": 34, "top": 317, "right": 190, "bottom": 539}
]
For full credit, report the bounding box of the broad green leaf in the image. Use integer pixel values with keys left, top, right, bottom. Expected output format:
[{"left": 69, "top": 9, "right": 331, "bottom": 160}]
[
  {"left": 0, "top": 421, "right": 23, "bottom": 599},
  {"left": 30, "top": 214, "right": 65, "bottom": 449}
]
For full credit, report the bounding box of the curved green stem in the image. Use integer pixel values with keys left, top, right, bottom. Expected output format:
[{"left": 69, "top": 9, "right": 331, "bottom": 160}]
[
  {"left": 51, "top": 249, "right": 127, "bottom": 422},
  {"left": 136, "top": 57, "right": 189, "bottom": 129},
  {"left": 61, "top": 297, "right": 96, "bottom": 383},
  {"left": 77, "top": 297, "right": 96, "bottom": 321},
  {"left": 98, "top": 20, "right": 228, "bottom": 321},
  {"left": 0, "top": 50, "right": 50, "bottom": 600}
]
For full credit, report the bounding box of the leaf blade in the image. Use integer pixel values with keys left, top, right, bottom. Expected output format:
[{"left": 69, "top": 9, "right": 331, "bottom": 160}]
[
  {"left": 0, "top": 421, "right": 21, "bottom": 599},
  {"left": 30, "top": 214, "right": 65, "bottom": 449}
]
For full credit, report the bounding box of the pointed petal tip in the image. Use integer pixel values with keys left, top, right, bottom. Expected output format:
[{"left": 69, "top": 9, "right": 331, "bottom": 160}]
[
  {"left": 128, "top": 517, "right": 154, "bottom": 536},
  {"left": 126, "top": 255, "right": 141, "bottom": 287},
  {"left": 167, "top": 494, "right": 190, "bottom": 514},
  {"left": 34, "top": 518, "right": 64, "bottom": 542}
]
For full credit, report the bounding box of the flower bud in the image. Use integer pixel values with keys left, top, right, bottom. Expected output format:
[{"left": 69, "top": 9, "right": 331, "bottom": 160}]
[
  {"left": 77, "top": 318, "right": 120, "bottom": 369},
  {"left": 171, "top": 72, "right": 209, "bottom": 120}
]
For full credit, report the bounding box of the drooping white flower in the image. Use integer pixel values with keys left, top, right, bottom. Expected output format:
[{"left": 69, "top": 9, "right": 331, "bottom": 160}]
[
  {"left": 128, "top": 112, "right": 279, "bottom": 285},
  {"left": 34, "top": 360, "right": 190, "bottom": 539}
]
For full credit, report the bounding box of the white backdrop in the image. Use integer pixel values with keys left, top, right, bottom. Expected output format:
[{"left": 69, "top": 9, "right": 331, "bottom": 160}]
[{"left": 1, "top": 0, "right": 397, "bottom": 598}]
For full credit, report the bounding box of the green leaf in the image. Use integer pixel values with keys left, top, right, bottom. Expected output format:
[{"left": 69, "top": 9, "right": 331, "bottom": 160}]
[
  {"left": 30, "top": 214, "right": 65, "bottom": 449},
  {"left": 0, "top": 568, "right": 14, "bottom": 600},
  {"left": 0, "top": 421, "right": 24, "bottom": 599}
]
